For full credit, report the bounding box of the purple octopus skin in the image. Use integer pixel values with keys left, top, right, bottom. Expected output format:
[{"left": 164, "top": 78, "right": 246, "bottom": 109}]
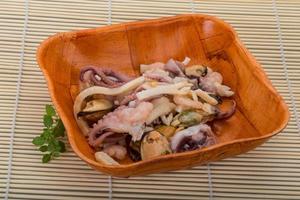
[
  {"left": 80, "top": 66, "right": 132, "bottom": 88},
  {"left": 120, "top": 93, "right": 137, "bottom": 105},
  {"left": 104, "top": 134, "right": 126, "bottom": 144},
  {"left": 164, "top": 59, "right": 186, "bottom": 77},
  {"left": 119, "top": 85, "right": 145, "bottom": 105},
  {"left": 88, "top": 102, "right": 153, "bottom": 147},
  {"left": 89, "top": 131, "right": 115, "bottom": 147},
  {"left": 175, "top": 60, "right": 186, "bottom": 71},
  {"left": 80, "top": 67, "right": 96, "bottom": 82},
  {"left": 199, "top": 71, "right": 221, "bottom": 89},
  {"left": 171, "top": 124, "right": 216, "bottom": 153},
  {"left": 143, "top": 69, "right": 173, "bottom": 83}
]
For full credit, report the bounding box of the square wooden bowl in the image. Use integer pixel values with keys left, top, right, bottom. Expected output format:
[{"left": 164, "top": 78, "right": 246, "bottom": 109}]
[{"left": 37, "top": 14, "right": 289, "bottom": 177}]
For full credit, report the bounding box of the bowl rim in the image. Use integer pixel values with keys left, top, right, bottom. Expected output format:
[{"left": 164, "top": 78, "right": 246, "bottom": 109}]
[{"left": 37, "top": 14, "right": 290, "bottom": 170}]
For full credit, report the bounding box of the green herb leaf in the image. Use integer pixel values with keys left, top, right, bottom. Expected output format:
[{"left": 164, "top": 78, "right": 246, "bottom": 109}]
[
  {"left": 39, "top": 145, "right": 48, "bottom": 152},
  {"left": 47, "top": 141, "right": 56, "bottom": 152},
  {"left": 53, "top": 119, "right": 65, "bottom": 137},
  {"left": 42, "top": 153, "right": 51, "bottom": 163},
  {"left": 58, "top": 141, "right": 66, "bottom": 153},
  {"left": 46, "top": 105, "right": 56, "bottom": 116},
  {"left": 41, "top": 129, "right": 52, "bottom": 141},
  {"left": 43, "top": 115, "right": 53, "bottom": 128},
  {"left": 32, "top": 136, "right": 45, "bottom": 146},
  {"left": 33, "top": 105, "right": 66, "bottom": 163},
  {"left": 52, "top": 152, "right": 60, "bottom": 157}
]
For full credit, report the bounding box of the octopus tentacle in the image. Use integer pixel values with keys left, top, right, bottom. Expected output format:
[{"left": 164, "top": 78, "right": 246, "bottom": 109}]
[
  {"left": 80, "top": 66, "right": 132, "bottom": 88},
  {"left": 88, "top": 102, "right": 153, "bottom": 147},
  {"left": 120, "top": 93, "right": 137, "bottom": 105},
  {"left": 165, "top": 58, "right": 186, "bottom": 77},
  {"left": 89, "top": 131, "right": 115, "bottom": 147}
]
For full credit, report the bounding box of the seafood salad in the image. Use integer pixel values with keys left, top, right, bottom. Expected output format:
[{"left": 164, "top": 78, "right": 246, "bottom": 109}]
[{"left": 73, "top": 57, "right": 236, "bottom": 165}]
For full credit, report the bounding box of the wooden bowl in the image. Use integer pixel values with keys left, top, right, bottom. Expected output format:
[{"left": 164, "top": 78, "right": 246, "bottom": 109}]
[{"left": 37, "top": 14, "right": 289, "bottom": 177}]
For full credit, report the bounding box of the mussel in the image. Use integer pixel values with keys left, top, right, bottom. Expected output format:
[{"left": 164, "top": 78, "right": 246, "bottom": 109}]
[
  {"left": 155, "top": 125, "right": 176, "bottom": 140},
  {"left": 77, "top": 99, "right": 113, "bottom": 126},
  {"left": 185, "top": 65, "right": 208, "bottom": 77},
  {"left": 140, "top": 131, "right": 171, "bottom": 161},
  {"left": 178, "top": 110, "right": 203, "bottom": 127}
]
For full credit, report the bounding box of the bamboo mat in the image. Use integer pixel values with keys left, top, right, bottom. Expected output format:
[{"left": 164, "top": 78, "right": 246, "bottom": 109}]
[{"left": 0, "top": 0, "right": 300, "bottom": 199}]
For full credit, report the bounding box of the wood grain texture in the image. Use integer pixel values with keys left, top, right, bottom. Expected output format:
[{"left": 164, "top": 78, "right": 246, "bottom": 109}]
[{"left": 37, "top": 14, "right": 289, "bottom": 177}]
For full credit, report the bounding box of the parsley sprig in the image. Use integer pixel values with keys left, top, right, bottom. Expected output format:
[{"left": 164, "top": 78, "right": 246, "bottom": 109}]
[{"left": 32, "top": 105, "right": 66, "bottom": 163}]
